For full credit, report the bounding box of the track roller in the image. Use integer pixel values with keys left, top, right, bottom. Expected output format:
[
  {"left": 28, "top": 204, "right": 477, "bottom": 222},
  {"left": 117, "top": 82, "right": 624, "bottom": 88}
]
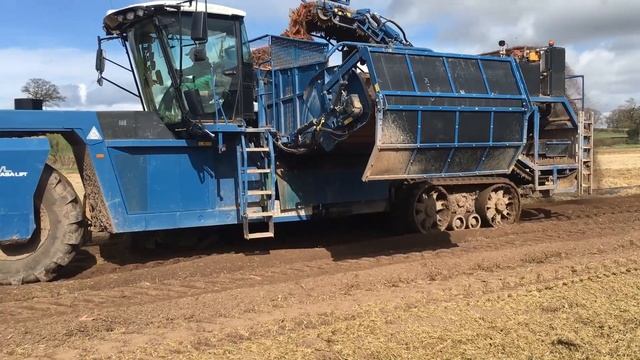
[
  {"left": 476, "top": 183, "right": 521, "bottom": 228},
  {"left": 448, "top": 215, "right": 466, "bottom": 231},
  {"left": 466, "top": 213, "right": 482, "bottom": 230}
]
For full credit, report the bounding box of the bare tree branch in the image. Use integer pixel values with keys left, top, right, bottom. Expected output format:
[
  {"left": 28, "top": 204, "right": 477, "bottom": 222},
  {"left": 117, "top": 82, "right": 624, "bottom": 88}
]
[{"left": 21, "top": 78, "right": 67, "bottom": 107}]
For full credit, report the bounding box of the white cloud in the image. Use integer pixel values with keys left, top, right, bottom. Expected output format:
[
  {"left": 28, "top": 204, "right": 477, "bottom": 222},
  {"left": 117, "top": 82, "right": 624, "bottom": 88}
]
[
  {"left": 0, "top": 47, "right": 139, "bottom": 111},
  {"left": 56, "top": 102, "right": 142, "bottom": 112},
  {"left": 1, "top": 1, "right": 638, "bottom": 113},
  {"left": 384, "top": 0, "right": 640, "bottom": 111},
  {"left": 567, "top": 44, "right": 640, "bottom": 111}
]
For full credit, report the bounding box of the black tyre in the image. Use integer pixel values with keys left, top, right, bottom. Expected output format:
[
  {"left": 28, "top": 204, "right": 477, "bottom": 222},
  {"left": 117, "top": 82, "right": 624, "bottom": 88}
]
[{"left": 0, "top": 165, "right": 85, "bottom": 285}]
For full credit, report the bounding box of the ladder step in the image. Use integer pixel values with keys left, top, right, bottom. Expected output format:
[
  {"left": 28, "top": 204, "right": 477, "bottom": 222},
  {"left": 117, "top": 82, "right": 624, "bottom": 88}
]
[
  {"left": 247, "top": 168, "right": 271, "bottom": 174},
  {"left": 246, "top": 211, "right": 274, "bottom": 218},
  {"left": 247, "top": 232, "right": 275, "bottom": 240},
  {"left": 248, "top": 190, "right": 273, "bottom": 196},
  {"left": 246, "top": 147, "right": 270, "bottom": 152}
]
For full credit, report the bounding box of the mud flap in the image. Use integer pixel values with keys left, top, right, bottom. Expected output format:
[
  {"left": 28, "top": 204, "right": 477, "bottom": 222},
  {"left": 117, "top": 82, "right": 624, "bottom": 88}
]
[{"left": 0, "top": 138, "right": 50, "bottom": 244}]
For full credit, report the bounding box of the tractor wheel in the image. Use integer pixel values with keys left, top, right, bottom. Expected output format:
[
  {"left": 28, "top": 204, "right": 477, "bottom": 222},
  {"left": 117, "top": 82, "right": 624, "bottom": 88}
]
[
  {"left": 0, "top": 165, "right": 85, "bottom": 285},
  {"left": 476, "top": 183, "right": 521, "bottom": 228}
]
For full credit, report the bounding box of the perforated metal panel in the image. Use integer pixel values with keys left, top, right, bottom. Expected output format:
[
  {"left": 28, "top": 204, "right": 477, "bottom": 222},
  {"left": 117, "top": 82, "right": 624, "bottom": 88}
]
[
  {"left": 252, "top": 36, "right": 329, "bottom": 134},
  {"left": 363, "top": 48, "right": 530, "bottom": 180},
  {"left": 270, "top": 36, "right": 328, "bottom": 70}
]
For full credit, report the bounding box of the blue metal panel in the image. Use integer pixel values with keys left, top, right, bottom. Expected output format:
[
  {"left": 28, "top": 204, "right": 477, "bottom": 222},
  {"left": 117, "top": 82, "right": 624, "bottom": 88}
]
[
  {"left": 0, "top": 138, "right": 49, "bottom": 243},
  {"left": 105, "top": 139, "right": 240, "bottom": 228},
  {"left": 0, "top": 110, "right": 106, "bottom": 146},
  {"left": 277, "top": 167, "right": 390, "bottom": 211},
  {"left": 251, "top": 36, "right": 329, "bottom": 134},
  {"left": 530, "top": 96, "right": 579, "bottom": 127},
  {"left": 0, "top": 110, "right": 246, "bottom": 234},
  {"left": 359, "top": 46, "right": 531, "bottom": 180}
]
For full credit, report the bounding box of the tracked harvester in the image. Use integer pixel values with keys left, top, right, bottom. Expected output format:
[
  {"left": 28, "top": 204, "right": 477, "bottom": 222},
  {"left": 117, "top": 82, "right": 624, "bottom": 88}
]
[{"left": 0, "top": 0, "right": 585, "bottom": 284}]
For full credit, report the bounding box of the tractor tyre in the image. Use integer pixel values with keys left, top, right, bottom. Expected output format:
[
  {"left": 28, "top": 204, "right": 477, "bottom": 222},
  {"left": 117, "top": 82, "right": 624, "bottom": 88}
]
[{"left": 0, "top": 165, "right": 85, "bottom": 285}]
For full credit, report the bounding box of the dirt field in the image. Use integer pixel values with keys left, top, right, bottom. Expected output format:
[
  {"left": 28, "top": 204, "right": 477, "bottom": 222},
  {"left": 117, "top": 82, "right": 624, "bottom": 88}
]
[
  {"left": 2, "top": 195, "right": 640, "bottom": 359},
  {"left": 2, "top": 148, "right": 639, "bottom": 359},
  {"left": 595, "top": 146, "right": 640, "bottom": 189}
]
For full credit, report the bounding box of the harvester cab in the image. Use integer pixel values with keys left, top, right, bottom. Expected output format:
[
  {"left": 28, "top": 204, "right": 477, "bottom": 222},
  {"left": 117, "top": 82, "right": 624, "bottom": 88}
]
[{"left": 101, "top": 1, "right": 255, "bottom": 130}]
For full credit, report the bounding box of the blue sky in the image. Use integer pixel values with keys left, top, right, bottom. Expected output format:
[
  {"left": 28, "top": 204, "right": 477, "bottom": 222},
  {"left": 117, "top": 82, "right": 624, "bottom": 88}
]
[
  {"left": 0, "top": 0, "right": 638, "bottom": 114},
  {"left": 0, "top": 0, "right": 291, "bottom": 49}
]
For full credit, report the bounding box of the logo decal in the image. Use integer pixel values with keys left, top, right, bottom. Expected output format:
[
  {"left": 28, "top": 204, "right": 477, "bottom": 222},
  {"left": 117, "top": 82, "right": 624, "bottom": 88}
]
[
  {"left": 87, "top": 126, "right": 103, "bottom": 140},
  {"left": 0, "top": 166, "right": 28, "bottom": 177}
]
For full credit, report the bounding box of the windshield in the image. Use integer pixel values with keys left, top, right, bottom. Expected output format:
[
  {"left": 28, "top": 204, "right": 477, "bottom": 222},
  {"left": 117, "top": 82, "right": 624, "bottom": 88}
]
[{"left": 129, "top": 13, "right": 249, "bottom": 124}]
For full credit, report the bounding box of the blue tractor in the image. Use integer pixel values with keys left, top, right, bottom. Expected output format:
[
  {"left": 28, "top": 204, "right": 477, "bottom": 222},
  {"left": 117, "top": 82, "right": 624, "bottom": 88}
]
[{"left": 0, "top": 0, "right": 583, "bottom": 284}]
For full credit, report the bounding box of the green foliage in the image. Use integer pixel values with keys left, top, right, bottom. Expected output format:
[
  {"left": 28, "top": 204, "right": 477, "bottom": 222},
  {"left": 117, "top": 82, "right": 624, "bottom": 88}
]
[
  {"left": 46, "top": 134, "right": 76, "bottom": 170},
  {"left": 607, "top": 98, "right": 640, "bottom": 142},
  {"left": 594, "top": 128, "right": 628, "bottom": 147},
  {"left": 594, "top": 128, "right": 627, "bottom": 139}
]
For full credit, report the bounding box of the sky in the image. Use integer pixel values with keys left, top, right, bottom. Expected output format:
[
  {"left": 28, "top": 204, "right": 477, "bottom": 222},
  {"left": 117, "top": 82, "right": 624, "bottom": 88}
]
[{"left": 0, "top": 0, "right": 638, "bottom": 114}]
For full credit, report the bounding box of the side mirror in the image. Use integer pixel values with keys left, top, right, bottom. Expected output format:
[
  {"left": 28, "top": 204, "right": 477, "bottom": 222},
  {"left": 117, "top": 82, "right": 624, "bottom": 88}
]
[
  {"left": 96, "top": 48, "right": 106, "bottom": 74},
  {"left": 96, "top": 47, "right": 106, "bottom": 87},
  {"left": 191, "top": 11, "right": 208, "bottom": 42},
  {"left": 155, "top": 70, "right": 164, "bottom": 86}
]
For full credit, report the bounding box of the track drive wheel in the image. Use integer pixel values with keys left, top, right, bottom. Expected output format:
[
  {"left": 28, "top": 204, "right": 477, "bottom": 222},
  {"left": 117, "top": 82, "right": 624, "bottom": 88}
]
[
  {"left": 428, "top": 186, "right": 452, "bottom": 231},
  {"left": 0, "top": 165, "right": 85, "bottom": 285},
  {"left": 476, "top": 183, "right": 521, "bottom": 228},
  {"left": 392, "top": 183, "right": 441, "bottom": 234}
]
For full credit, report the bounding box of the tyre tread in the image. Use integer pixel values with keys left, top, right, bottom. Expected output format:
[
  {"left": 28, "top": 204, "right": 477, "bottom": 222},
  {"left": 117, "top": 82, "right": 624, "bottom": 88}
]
[{"left": 0, "top": 165, "right": 85, "bottom": 285}]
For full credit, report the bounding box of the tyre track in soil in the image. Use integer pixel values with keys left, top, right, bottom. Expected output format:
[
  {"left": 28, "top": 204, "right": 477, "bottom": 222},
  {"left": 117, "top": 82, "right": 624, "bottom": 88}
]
[
  {"left": 1, "top": 195, "right": 640, "bottom": 358},
  {"left": 0, "top": 195, "right": 639, "bottom": 324}
]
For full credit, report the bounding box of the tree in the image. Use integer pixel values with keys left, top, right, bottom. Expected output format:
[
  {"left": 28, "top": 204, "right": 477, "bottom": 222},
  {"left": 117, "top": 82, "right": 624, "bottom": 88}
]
[
  {"left": 21, "top": 78, "right": 67, "bottom": 107},
  {"left": 606, "top": 98, "right": 640, "bottom": 142},
  {"left": 585, "top": 108, "right": 604, "bottom": 128}
]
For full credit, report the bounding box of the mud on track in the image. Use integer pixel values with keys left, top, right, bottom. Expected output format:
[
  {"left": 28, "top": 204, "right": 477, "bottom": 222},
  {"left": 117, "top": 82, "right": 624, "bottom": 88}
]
[{"left": 2, "top": 194, "right": 640, "bottom": 359}]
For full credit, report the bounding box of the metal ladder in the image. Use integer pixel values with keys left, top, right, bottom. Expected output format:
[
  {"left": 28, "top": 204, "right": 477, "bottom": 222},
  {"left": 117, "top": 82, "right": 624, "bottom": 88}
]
[
  {"left": 239, "top": 128, "right": 276, "bottom": 239},
  {"left": 578, "top": 111, "right": 594, "bottom": 195}
]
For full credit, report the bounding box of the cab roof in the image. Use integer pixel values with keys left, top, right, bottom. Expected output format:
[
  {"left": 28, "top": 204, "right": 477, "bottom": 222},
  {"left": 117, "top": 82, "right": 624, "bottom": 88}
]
[{"left": 104, "top": 1, "right": 246, "bottom": 35}]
